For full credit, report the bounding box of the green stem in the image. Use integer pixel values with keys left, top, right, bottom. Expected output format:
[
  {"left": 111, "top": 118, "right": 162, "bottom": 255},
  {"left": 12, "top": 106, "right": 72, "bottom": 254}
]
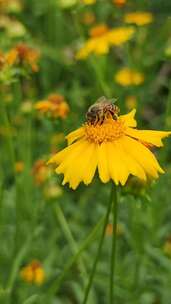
[
  {"left": 54, "top": 205, "right": 95, "bottom": 303},
  {"left": 6, "top": 235, "right": 31, "bottom": 291},
  {"left": 48, "top": 215, "right": 105, "bottom": 295},
  {"left": 110, "top": 184, "right": 118, "bottom": 304},
  {"left": 54, "top": 205, "right": 80, "bottom": 255},
  {"left": 1, "top": 100, "right": 15, "bottom": 172},
  {"left": 82, "top": 184, "right": 115, "bottom": 304},
  {"left": 89, "top": 57, "right": 111, "bottom": 98},
  {"left": 23, "top": 295, "right": 39, "bottom": 304},
  {"left": 54, "top": 205, "right": 87, "bottom": 276}
]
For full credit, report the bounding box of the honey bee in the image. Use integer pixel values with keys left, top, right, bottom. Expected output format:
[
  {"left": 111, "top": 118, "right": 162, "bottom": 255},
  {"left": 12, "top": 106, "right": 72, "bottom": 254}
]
[{"left": 86, "top": 96, "right": 120, "bottom": 125}]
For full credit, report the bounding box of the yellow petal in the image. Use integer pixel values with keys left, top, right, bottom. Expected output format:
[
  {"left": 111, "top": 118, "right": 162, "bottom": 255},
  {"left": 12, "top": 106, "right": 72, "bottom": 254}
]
[
  {"left": 118, "top": 137, "right": 147, "bottom": 181},
  {"left": 57, "top": 140, "right": 97, "bottom": 189},
  {"left": 56, "top": 140, "right": 88, "bottom": 186},
  {"left": 47, "top": 140, "right": 82, "bottom": 165},
  {"left": 83, "top": 144, "right": 98, "bottom": 185},
  {"left": 108, "top": 27, "right": 135, "bottom": 45},
  {"left": 106, "top": 141, "right": 129, "bottom": 185},
  {"left": 97, "top": 143, "right": 110, "bottom": 183},
  {"left": 122, "top": 136, "right": 164, "bottom": 179},
  {"left": 125, "top": 128, "right": 171, "bottom": 147},
  {"left": 120, "top": 109, "right": 137, "bottom": 127},
  {"left": 66, "top": 127, "right": 85, "bottom": 145}
]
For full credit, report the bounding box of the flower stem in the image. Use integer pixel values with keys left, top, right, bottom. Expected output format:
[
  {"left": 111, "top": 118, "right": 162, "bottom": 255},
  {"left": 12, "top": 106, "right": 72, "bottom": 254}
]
[
  {"left": 54, "top": 205, "right": 91, "bottom": 292},
  {"left": 48, "top": 215, "right": 105, "bottom": 296},
  {"left": 82, "top": 184, "right": 115, "bottom": 304},
  {"left": 110, "top": 184, "right": 118, "bottom": 304}
]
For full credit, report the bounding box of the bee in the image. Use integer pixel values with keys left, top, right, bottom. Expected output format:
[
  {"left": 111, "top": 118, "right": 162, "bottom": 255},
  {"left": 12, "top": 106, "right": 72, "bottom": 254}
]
[{"left": 86, "top": 96, "right": 120, "bottom": 125}]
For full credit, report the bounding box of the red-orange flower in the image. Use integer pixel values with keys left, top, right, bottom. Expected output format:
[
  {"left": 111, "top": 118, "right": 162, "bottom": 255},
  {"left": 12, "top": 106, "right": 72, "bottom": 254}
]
[
  {"left": 35, "top": 94, "right": 69, "bottom": 119},
  {"left": 6, "top": 43, "right": 40, "bottom": 72}
]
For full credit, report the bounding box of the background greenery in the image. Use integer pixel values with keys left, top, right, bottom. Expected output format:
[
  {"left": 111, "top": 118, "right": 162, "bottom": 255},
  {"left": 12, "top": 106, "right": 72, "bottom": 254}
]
[{"left": 1, "top": 0, "right": 171, "bottom": 303}]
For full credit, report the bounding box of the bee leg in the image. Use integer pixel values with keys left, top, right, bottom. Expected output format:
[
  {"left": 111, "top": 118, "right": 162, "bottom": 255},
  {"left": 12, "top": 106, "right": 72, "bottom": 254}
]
[
  {"left": 99, "top": 115, "right": 105, "bottom": 125},
  {"left": 112, "top": 113, "right": 118, "bottom": 120},
  {"left": 94, "top": 116, "right": 99, "bottom": 125}
]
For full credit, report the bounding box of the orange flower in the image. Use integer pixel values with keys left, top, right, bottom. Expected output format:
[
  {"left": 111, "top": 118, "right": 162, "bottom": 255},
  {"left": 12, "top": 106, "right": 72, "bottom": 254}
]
[
  {"left": 0, "top": 51, "right": 6, "bottom": 70},
  {"left": 20, "top": 260, "right": 45, "bottom": 285},
  {"left": 6, "top": 43, "right": 40, "bottom": 72},
  {"left": 35, "top": 94, "right": 69, "bottom": 119},
  {"left": 89, "top": 24, "right": 109, "bottom": 38},
  {"left": 106, "top": 223, "right": 124, "bottom": 236},
  {"left": 32, "top": 159, "right": 51, "bottom": 185},
  {"left": 82, "top": 11, "right": 95, "bottom": 25},
  {"left": 113, "top": 0, "right": 127, "bottom": 7}
]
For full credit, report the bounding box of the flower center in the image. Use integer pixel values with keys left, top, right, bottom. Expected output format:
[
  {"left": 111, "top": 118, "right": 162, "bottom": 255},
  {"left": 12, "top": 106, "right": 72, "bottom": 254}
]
[{"left": 84, "top": 119, "right": 125, "bottom": 144}]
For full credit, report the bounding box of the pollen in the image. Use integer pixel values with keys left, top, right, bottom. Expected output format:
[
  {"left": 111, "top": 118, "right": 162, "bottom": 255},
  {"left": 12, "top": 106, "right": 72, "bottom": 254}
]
[{"left": 84, "top": 119, "right": 125, "bottom": 144}]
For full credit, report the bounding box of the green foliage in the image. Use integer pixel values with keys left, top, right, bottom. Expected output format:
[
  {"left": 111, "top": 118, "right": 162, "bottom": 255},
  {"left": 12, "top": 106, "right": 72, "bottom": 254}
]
[{"left": 1, "top": 0, "right": 171, "bottom": 303}]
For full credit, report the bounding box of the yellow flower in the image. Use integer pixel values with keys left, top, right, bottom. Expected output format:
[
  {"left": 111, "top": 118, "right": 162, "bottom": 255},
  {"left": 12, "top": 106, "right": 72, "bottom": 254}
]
[
  {"left": 107, "top": 27, "right": 135, "bottom": 45},
  {"left": 35, "top": 94, "right": 69, "bottom": 119},
  {"left": 82, "top": 0, "right": 96, "bottom": 4},
  {"left": 115, "top": 68, "right": 144, "bottom": 86},
  {"left": 48, "top": 99, "right": 171, "bottom": 189},
  {"left": 106, "top": 223, "right": 124, "bottom": 236},
  {"left": 125, "top": 96, "right": 137, "bottom": 110},
  {"left": 34, "top": 267, "right": 45, "bottom": 285},
  {"left": 20, "top": 265, "right": 34, "bottom": 283},
  {"left": 76, "top": 25, "right": 135, "bottom": 59},
  {"left": 20, "top": 260, "right": 45, "bottom": 285},
  {"left": 15, "top": 161, "right": 24, "bottom": 173},
  {"left": 124, "top": 12, "right": 153, "bottom": 26}
]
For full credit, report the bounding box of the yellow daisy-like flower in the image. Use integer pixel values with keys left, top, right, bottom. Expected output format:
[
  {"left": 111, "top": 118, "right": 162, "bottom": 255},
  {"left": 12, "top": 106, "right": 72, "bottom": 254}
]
[
  {"left": 76, "top": 25, "right": 135, "bottom": 59},
  {"left": 82, "top": 0, "right": 96, "bottom": 4},
  {"left": 48, "top": 100, "right": 171, "bottom": 189},
  {"left": 124, "top": 12, "right": 153, "bottom": 26},
  {"left": 115, "top": 68, "right": 144, "bottom": 86},
  {"left": 20, "top": 260, "right": 45, "bottom": 285}
]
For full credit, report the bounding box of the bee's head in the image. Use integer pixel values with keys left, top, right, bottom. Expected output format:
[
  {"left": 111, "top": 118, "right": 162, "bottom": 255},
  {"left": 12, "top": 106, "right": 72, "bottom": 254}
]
[{"left": 86, "top": 104, "right": 101, "bottom": 124}]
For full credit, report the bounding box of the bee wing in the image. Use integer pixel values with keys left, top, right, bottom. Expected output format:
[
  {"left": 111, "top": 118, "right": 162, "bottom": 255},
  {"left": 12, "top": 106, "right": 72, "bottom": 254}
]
[
  {"left": 96, "top": 96, "right": 107, "bottom": 104},
  {"left": 109, "top": 97, "right": 118, "bottom": 104}
]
